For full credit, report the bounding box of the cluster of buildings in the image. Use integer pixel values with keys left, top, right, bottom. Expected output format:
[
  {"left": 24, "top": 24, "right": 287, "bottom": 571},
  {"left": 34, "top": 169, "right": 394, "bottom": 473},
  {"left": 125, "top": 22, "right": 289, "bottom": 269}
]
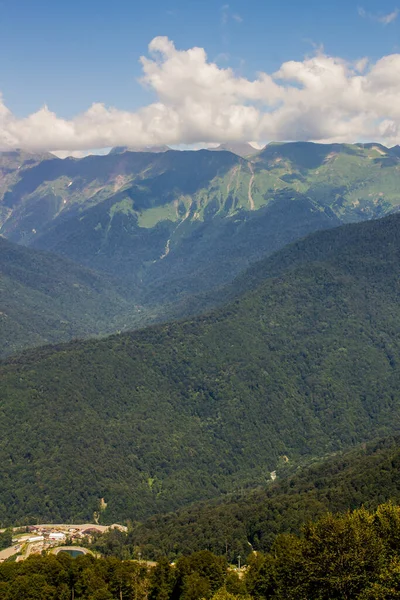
[
  {"left": 2, "top": 523, "right": 127, "bottom": 562},
  {"left": 21, "top": 524, "right": 105, "bottom": 541}
]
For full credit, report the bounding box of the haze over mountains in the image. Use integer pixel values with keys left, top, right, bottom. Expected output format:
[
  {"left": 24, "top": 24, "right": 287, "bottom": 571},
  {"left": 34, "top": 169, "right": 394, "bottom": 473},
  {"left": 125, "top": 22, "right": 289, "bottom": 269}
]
[
  {"left": 109, "top": 145, "right": 171, "bottom": 155},
  {"left": 208, "top": 142, "right": 260, "bottom": 157}
]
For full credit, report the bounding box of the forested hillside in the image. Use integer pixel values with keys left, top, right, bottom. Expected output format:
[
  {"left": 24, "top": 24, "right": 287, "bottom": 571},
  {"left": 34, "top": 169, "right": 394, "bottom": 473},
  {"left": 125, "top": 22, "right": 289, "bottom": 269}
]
[
  {"left": 1, "top": 213, "right": 400, "bottom": 525},
  {"left": 165, "top": 206, "right": 400, "bottom": 319},
  {"left": 3, "top": 204, "right": 397, "bottom": 358},
  {"left": 0, "top": 237, "right": 149, "bottom": 356},
  {"left": 3, "top": 504, "right": 400, "bottom": 599},
  {"left": 116, "top": 436, "right": 400, "bottom": 560}
]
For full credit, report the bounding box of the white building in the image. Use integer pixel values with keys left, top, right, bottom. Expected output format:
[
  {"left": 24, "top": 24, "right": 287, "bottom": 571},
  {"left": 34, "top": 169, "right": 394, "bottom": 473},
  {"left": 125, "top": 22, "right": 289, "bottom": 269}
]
[{"left": 49, "top": 532, "right": 66, "bottom": 541}]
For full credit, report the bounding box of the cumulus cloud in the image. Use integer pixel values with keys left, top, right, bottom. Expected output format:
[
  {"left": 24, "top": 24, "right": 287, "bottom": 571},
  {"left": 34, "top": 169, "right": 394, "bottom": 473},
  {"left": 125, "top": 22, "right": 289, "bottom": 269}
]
[
  {"left": 358, "top": 6, "right": 399, "bottom": 24},
  {"left": 1, "top": 37, "right": 400, "bottom": 151}
]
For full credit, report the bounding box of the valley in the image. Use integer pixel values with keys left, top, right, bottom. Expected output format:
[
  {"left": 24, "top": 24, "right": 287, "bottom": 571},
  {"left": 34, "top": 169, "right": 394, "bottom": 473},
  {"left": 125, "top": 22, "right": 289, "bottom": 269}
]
[
  {"left": 2, "top": 141, "right": 400, "bottom": 355},
  {"left": 2, "top": 143, "right": 400, "bottom": 597},
  {"left": 1, "top": 210, "right": 400, "bottom": 527},
  {"left": 5, "top": 5, "right": 400, "bottom": 595}
]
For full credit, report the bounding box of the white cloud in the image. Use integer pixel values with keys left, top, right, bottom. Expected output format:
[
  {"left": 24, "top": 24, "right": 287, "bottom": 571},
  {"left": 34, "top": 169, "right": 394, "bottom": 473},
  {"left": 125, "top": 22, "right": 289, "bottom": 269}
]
[
  {"left": 358, "top": 6, "right": 399, "bottom": 24},
  {"left": 221, "top": 4, "right": 229, "bottom": 26},
  {"left": 2, "top": 37, "right": 400, "bottom": 151},
  {"left": 221, "top": 4, "right": 243, "bottom": 26},
  {"left": 379, "top": 8, "right": 399, "bottom": 24},
  {"left": 52, "top": 148, "right": 111, "bottom": 159},
  {"left": 232, "top": 13, "right": 243, "bottom": 23}
]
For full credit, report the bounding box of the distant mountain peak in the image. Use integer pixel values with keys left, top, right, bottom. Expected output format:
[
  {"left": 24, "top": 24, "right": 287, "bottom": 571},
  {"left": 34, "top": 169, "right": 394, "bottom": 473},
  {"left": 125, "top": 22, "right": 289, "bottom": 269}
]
[
  {"left": 390, "top": 145, "right": 400, "bottom": 157},
  {"left": 209, "top": 142, "right": 260, "bottom": 158},
  {"left": 109, "top": 145, "right": 171, "bottom": 155},
  {"left": 0, "top": 148, "right": 55, "bottom": 162}
]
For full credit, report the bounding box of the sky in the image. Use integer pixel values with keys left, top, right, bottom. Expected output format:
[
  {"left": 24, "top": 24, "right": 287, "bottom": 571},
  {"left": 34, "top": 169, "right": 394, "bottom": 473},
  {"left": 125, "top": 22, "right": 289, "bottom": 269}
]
[{"left": 0, "top": 0, "right": 399, "bottom": 152}]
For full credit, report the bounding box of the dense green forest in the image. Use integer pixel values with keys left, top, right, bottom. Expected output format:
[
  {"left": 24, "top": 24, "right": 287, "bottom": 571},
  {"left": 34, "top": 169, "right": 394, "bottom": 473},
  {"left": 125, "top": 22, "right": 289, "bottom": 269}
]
[
  {"left": 3, "top": 504, "right": 400, "bottom": 599},
  {"left": 0, "top": 237, "right": 153, "bottom": 357},
  {"left": 166, "top": 204, "right": 400, "bottom": 319},
  {"left": 90, "top": 436, "right": 400, "bottom": 561},
  {"left": 244, "top": 502, "right": 400, "bottom": 599},
  {"left": 1, "top": 213, "right": 400, "bottom": 524}
]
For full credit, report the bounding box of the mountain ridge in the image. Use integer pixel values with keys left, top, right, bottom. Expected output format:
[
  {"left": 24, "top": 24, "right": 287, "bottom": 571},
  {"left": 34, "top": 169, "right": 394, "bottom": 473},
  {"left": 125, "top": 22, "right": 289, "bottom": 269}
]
[
  {"left": 209, "top": 142, "right": 260, "bottom": 157},
  {"left": 1, "top": 140, "right": 400, "bottom": 354}
]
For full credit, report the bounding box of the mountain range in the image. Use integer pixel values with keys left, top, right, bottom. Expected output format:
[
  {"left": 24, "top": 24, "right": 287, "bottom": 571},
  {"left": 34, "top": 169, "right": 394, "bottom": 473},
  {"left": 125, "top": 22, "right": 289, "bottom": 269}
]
[
  {"left": 1, "top": 212, "right": 400, "bottom": 526},
  {"left": 2, "top": 141, "right": 400, "bottom": 354}
]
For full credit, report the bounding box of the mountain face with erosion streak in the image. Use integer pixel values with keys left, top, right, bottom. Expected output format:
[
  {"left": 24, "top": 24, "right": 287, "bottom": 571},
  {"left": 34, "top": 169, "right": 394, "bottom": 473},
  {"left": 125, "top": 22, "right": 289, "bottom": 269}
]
[
  {"left": 0, "top": 149, "right": 56, "bottom": 229},
  {"left": 1, "top": 213, "right": 400, "bottom": 525},
  {"left": 2, "top": 141, "right": 399, "bottom": 312}
]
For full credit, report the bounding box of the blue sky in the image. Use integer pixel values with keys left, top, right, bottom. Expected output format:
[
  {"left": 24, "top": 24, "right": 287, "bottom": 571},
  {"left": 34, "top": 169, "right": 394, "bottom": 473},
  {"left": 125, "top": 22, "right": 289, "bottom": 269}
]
[
  {"left": 0, "top": 0, "right": 399, "bottom": 151},
  {"left": 0, "top": 0, "right": 398, "bottom": 118}
]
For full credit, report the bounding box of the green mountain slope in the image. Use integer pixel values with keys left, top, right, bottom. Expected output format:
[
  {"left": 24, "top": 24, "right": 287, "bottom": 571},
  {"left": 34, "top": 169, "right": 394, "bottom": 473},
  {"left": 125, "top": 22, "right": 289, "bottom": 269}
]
[
  {"left": 254, "top": 142, "right": 400, "bottom": 221},
  {"left": 164, "top": 207, "right": 400, "bottom": 326},
  {"left": 223, "top": 206, "right": 400, "bottom": 298},
  {"left": 1, "top": 149, "right": 242, "bottom": 245},
  {"left": 1, "top": 213, "right": 400, "bottom": 525},
  {"left": 0, "top": 149, "right": 56, "bottom": 229},
  {"left": 100, "top": 436, "right": 400, "bottom": 560},
  {"left": 0, "top": 195, "right": 338, "bottom": 356},
  {"left": 1, "top": 142, "right": 399, "bottom": 314},
  {"left": 33, "top": 190, "right": 339, "bottom": 303},
  {"left": 0, "top": 236, "right": 148, "bottom": 357}
]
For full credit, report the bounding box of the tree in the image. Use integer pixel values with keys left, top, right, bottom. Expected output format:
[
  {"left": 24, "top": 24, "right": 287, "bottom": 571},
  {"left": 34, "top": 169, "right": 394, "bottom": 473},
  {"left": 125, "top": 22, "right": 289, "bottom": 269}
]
[
  {"left": 298, "top": 509, "right": 385, "bottom": 599},
  {"left": 150, "top": 557, "right": 176, "bottom": 600},
  {"left": 245, "top": 552, "right": 277, "bottom": 600},
  {"left": 173, "top": 551, "right": 227, "bottom": 600},
  {"left": 0, "top": 530, "right": 12, "bottom": 551},
  {"left": 360, "top": 557, "right": 400, "bottom": 599},
  {"left": 211, "top": 588, "right": 250, "bottom": 600},
  {"left": 5, "top": 573, "right": 57, "bottom": 600},
  {"left": 181, "top": 572, "right": 211, "bottom": 600}
]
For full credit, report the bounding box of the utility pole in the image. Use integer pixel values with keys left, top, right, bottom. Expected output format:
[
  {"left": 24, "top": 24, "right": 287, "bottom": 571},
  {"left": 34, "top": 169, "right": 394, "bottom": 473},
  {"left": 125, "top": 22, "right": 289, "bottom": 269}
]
[{"left": 238, "top": 555, "right": 241, "bottom": 571}]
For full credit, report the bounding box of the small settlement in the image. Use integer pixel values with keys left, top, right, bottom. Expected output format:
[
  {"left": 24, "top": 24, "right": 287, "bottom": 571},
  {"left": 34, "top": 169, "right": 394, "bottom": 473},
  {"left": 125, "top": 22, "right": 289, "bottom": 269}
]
[{"left": 0, "top": 523, "right": 127, "bottom": 563}]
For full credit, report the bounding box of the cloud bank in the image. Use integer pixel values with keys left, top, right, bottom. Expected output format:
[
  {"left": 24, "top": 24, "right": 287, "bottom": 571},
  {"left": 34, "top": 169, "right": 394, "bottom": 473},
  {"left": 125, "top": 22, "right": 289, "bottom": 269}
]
[{"left": 1, "top": 37, "right": 400, "bottom": 152}]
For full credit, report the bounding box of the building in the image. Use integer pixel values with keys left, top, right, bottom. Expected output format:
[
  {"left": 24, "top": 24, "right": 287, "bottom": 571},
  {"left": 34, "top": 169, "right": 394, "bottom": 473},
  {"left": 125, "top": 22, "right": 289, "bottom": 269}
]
[{"left": 48, "top": 532, "right": 66, "bottom": 541}]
